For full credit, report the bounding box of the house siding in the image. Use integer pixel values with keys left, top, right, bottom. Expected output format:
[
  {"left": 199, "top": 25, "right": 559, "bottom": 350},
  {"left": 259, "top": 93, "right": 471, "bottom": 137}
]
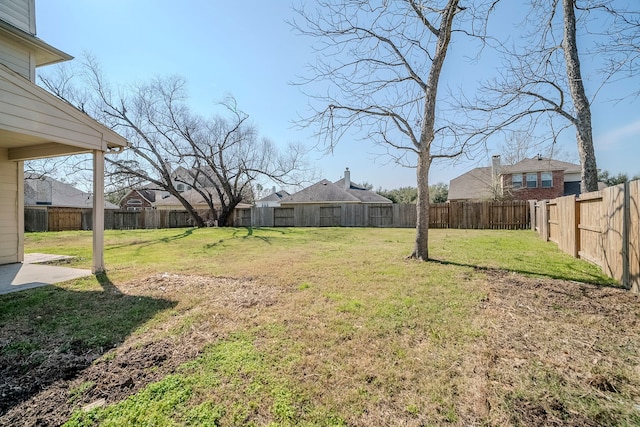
[
  {"left": 0, "top": 38, "right": 31, "bottom": 79},
  {"left": 0, "top": 0, "right": 34, "bottom": 34},
  {"left": 504, "top": 170, "right": 565, "bottom": 200},
  {"left": 0, "top": 149, "right": 19, "bottom": 264},
  {"left": 0, "top": 68, "right": 109, "bottom": 152}
]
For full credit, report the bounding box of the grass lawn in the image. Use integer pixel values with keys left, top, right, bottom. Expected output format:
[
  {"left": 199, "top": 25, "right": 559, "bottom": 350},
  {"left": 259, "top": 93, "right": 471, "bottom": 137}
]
[{"left": 2, "top": 227, "right": 639, "bottom": 426}]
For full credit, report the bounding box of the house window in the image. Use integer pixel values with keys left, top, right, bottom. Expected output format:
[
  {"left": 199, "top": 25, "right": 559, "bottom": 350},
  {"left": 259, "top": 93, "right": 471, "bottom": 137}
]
[
  {"left": 512, "top": 174, "right": 523, "bottom": 189},
  {"left": 127, "top": 198, "right": 142, "bottom": 205},
  {"left": 526, "top": 173, "right": 538, "bottom": 188},
  {"left": 177, "top": 184, "right": 185, "bottom": 191},
  {"left": 541, "top": 172, "right": 553, "bottom": 188}
]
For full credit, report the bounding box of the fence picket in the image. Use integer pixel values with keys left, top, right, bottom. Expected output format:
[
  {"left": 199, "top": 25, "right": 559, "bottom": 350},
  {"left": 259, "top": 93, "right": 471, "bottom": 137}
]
[{"left": 534, "top": 179, "right": 640, "bottom": 292}]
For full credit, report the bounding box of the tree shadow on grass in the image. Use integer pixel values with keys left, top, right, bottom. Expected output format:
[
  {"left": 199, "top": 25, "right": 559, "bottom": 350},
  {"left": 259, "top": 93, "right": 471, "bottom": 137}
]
[
  {"left": 106, "top": 228, "right": 196, "bottom": 251},
  {"left": 0, "top": 273, "right": 176, "bottom": 416},
  {"left": 205, "top": 227, "right": 290, "bottom": 248},
  {"left": 428, "top": 258, "right": 621, "bottom": 288}
]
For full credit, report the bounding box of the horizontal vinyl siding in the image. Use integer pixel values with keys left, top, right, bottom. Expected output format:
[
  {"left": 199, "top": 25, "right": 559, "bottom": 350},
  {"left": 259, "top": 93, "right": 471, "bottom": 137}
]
[
  {"left": 0, "top": 76, "right": 105, "bottom": 149},
  {"left": 0, "top": 0, "right": 33, "bottom": 34},
  {"left": 0, "top": 40, "right": 30, "bottom": 78},
  {"left": 0, "top": 152, "right": 19, "bottom": 264}
]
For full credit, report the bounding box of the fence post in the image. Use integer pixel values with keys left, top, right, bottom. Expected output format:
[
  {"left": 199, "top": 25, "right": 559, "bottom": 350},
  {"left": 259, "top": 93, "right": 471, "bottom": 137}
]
[
  {"left": 539, "top": 201, "right": 549, "bottom": 241},
  {"left": 623, "top": 181, "right": 631, "bottom": 291},
  {"left": 529, "top": 200, "right": 536, "bottom": 231},
  {"left": 629, "top": 180, "right": 640, "bottom": 293},
  {"left": 575, "top": 196, "right": 581, "bottom": 262}
]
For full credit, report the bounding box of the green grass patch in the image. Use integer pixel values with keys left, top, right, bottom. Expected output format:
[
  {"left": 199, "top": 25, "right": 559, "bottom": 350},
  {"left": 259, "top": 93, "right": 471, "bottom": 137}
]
[
  {"left": 65, "top": 333, "right": 336, "bottom": 426},
  {"left": 6, "top": 227, "right": 632, "bottom": 425}
]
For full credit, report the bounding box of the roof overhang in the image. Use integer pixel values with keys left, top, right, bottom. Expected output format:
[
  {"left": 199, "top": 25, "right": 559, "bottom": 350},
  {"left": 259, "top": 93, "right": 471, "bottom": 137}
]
[
  {"left": 0, "top": 19, "right": 73, "bottom": 66},
  {"left": 0, "top": 64, "right": 129, "bottom": 161}
]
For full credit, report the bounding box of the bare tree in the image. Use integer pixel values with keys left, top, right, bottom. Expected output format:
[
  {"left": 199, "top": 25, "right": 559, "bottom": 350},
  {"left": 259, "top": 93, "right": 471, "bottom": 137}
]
[
  {"left": 292, "top": 0, "right": 489, "bottom": 260},
  {"left": 498, "top": 131, "right": 576, "bottom": 165},
  {"left": 498, "top": 132, "right": 540, "bottom": 166},
  {"left": 594, "top": 3, "right": 640, "bottom": 100},
  {"left": 563, "top": 0, "right": 597, "bottom": 192},
  {"left": 461, "top": 0, "right": 640, "bottom": 193},
  {"left": 40, "top": 55, "right": 308, "bottom": 226}
]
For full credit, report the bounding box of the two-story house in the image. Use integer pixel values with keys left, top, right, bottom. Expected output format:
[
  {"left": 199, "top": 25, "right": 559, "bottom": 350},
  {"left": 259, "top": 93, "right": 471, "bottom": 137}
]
[
  {"left": 0, "top": 0, "right": 128, "bottom": 272},
  {"left": 448, "top": 155, "right": 584, "bottom": 202}
]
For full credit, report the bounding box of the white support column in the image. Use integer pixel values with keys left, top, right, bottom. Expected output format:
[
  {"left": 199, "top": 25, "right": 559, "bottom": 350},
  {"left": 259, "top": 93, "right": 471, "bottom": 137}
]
[
  {"left": 17, "top": 160, "right": 24, "bottom": 262},
  {"left": 92, "top": 150, "right": 105, "bottom": 274}
]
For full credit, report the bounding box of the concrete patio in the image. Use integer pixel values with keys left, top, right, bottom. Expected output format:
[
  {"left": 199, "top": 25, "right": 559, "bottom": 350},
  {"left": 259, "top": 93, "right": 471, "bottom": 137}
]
[{"left": 0, "top": 253, "right": 92, "bottom": 295}]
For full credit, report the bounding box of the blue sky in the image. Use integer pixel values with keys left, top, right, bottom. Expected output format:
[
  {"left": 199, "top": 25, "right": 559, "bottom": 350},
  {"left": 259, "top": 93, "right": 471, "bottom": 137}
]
[{"left": 35, "top": 1, "right": 640, "bottom": 190}]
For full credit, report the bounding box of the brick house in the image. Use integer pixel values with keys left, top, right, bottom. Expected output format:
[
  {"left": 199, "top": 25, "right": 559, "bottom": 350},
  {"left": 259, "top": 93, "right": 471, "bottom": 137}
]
[
  {"left": 449, "top": 155, "right": 583, "bottom": 202},
  {"left": 119, "top": 189, "right": 161, "bottom": 211}
]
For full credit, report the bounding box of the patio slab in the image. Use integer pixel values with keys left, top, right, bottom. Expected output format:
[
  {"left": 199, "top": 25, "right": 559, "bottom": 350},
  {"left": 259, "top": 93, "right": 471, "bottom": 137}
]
[{"left": 0, "top": 254, "right": 92, "bottom": 295}]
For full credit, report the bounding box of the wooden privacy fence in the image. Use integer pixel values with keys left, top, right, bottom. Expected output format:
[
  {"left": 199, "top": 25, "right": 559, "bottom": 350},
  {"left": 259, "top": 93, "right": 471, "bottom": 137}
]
[
  {"left": 235, "top": 201, "right": 530, "bottom": 229},
  {"left": 24, "top": 208, "right": 204, "bottom": 231},
  {"left": 25, "top": 201, "right": 531, "bottom": 232},
  {"left": 533, "top": 180, "right": 640, "bottom": 292}
]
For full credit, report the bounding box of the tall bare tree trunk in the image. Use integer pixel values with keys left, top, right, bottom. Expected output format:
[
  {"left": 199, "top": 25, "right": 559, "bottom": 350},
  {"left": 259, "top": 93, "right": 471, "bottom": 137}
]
[
  {"left": 409, "top": 0, "right": 458, "bottom": 260},
  {"left": 174, "top": 192, "right": 206, "bottom": 227},
  {"left": 563, "top": 0, "right": 598, "bottom": 192},
  {"left": 413, "top": 151, "right": 431, "bottom": 260}
]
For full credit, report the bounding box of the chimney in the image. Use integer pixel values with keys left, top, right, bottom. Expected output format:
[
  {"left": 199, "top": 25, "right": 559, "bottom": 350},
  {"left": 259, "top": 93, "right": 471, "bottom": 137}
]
[
  {"left": 491, "top": 155, "right": 503, "bottom": 198},
  {"left": 491, "top": 155, "right": 501, "bottom": 179},
  {"left": 343, "top": 168, "right": 351, "bottom": 190}
]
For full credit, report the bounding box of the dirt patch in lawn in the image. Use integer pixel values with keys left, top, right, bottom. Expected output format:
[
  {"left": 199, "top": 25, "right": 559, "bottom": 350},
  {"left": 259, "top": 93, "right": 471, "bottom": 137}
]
[
  {"left": 0, "top": 274, "right": 283, "bottom": 427},
  {"left": 459, "top": 269, "right": 640, "bottom": 426},
  {"left": 1, "top": 270, "right": 639, "bottom": 426}
]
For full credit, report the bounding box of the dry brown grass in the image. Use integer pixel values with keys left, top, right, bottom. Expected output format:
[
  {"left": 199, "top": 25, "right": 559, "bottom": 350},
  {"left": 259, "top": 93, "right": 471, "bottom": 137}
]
[{"left": 2, "top": 228, "right": 639, "bottom": 426}]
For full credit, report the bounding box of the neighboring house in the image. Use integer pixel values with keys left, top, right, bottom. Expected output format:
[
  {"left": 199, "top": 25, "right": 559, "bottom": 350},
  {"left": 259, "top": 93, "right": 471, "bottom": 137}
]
[
  {"left": 280, "top": 168, "right": 392, "bottom": 205},
  {"left": 449, "top": 155, "right": 583, "bottom": 202},
  {"left": 119, "top": 189, "right": 163, "bottom": 211},
  {"left": 164, "top": 165, "right": 195, "bottom": 192},
  {"left": 0, "top": 0, "right": 128, "bottom": 272},
  {"left": 255, "top": 188, "right": 290, "bottom": 207},
  {"left": 152, "top": 187, "right": 251, "bottom": 211},
  {"left": 25, "top": 175, "right": 119, "bottom": 209}
]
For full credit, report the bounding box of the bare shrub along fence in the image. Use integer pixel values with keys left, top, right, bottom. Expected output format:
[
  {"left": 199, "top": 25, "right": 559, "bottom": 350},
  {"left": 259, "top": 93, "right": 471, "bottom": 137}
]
[{"left": 532, "top": 179, "right": 640, "bottom": 293}]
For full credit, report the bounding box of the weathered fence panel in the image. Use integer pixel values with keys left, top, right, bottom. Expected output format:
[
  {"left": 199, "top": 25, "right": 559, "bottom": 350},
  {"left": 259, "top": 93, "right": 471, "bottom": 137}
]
[
  {"left": 24, "top": 207, "right": 47, "bottom": 232},
  {"left": 320, "top": 206, "right": 341, "bottom": 227},
  {"left": 368, "top": 205, "right": 393, "bottom": 227},
  {"left": 550, "top": 196, "right": 578, "bottom": 257},
  {"left": 577, "top": 191, "right": 605, "bottom": 268},
  {"left": 392, "top": 204, "right": 417, "bottom": 228},
  {"left": 601, "top": 184, "right": 626, "bottom": 282},
  {"left": 81, "top": 209, "right": 92, "bottom": 230},
  {"left": 447, "top": 201, "right": 530, "bottom": 230},
  {"left": 235, "top": 208, "right": 252, "bottom": 227},
  {"left": 342, "top": 204, "right": 365, "bottom": 227},
  {"left": 27, "top": 201, "right": 532, "bottom": 232},
  {"left": 48, "top": 207, "right": 82, "bottom": 231},
  {"left": 535, "top": 179, "right": 640, "bottom": 292},
  {"left": 235, "top": 202, "right": 528, "bottom": 229},
  {"left": 629, "top": 180, "right": 640, "bottom": 292},
  {"left": 274, "top": 208, "right": 294, "bottom": 227},
  {"left": 249, "top": 207, "right": 273, "bottom": 227}
]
